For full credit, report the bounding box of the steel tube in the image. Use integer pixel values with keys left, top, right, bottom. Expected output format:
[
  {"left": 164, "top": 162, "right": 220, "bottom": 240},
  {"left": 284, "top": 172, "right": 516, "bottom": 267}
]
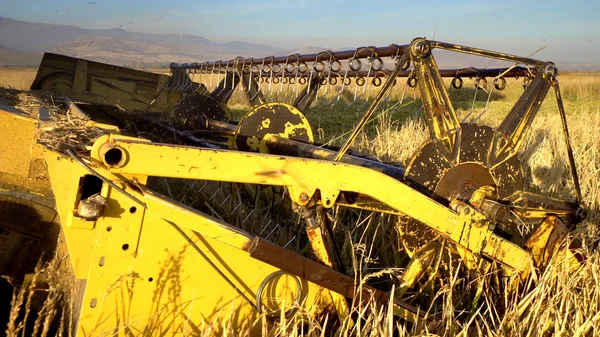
[
  {"left": 430, "top": 41, "right": 545, "bottom": 66},
  {"left": 185, "top": 67, "right": 535, "bottom": 79},
  {"left": 171, "top": 44, "right": 410, "bottom": 71},
  {"left": 264, "top": 136, "right": 405, "bottom": 181}
]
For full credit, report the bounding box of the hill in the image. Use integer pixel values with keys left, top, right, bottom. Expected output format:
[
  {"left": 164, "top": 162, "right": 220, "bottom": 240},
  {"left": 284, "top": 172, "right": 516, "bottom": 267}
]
[
  {"left": 0, "top": 17, "right": 598, "bottom": 70},
  {"left": 0, "top": 17, "right": 283, "bottom": 67},
  {"left": 0, "top": 44, "right": 41, "bottom": 67}
]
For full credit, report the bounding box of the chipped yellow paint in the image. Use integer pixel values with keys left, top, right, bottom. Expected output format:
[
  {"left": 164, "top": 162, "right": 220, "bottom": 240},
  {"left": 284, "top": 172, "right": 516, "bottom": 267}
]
[{"left": 261, "top": 118, "right": 271, "bottom": 129}]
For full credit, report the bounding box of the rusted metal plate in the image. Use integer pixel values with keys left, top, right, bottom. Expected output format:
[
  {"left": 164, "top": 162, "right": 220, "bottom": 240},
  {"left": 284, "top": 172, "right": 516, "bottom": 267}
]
[
  {"left": 490, "top": 154, "right": 524, "bottom": 200},
  {"left": 234, "top": 102, "right": 313, "bottom": 152},
  {"left": 434, "top": 163, "right": 497, "bottom": 201},
  {"left": 248, "top": 236, "right": 424, "bottom": 320},
  {"left": 404, "top": 142, "right": 452, "bottom": 193},
  {"left": 402, "top": 123, "right": 525, "bottom": 257},
  {"left": 406, "top": 123, "right": 524, "bottom": 202},
  {"left": 31, "top": 52, "right": 184, "bottom": 113},
  {"left": 459, "top": 123, "right": 493, "bottom": 163}
]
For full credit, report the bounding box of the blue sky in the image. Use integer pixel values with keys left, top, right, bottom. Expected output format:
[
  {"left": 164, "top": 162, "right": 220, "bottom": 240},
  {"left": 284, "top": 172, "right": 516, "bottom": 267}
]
[{"left": 3, "top": 0, "right": 599, "bottom": 63}]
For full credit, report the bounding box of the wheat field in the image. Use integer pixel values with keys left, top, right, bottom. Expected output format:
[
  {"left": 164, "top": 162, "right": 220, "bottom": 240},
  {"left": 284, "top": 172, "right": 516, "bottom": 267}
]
[{"left": 1, "top": 67, "right": 599, "bottom": 336}]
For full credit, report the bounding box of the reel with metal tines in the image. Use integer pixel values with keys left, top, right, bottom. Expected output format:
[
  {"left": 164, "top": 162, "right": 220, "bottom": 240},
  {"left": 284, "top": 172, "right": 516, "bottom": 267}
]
[{"left": 170, "top": 44, "right": 537, "bottom": 95}]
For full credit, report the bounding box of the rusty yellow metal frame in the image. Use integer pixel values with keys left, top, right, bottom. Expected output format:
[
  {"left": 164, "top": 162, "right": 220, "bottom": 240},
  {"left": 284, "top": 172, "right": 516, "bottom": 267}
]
[
  {"left": 90, "top": 134, "right": 533, "bottom": 276},
  {"left": 44, "top": 150, "right": 340, "bottom": 335},
  {"left": 4, "top": 37, "right": 585, "bottom": 337},
  {"left": 44, "top": 137, "right": 427, "bottom": 335},
  {"left": 41, "top": 131, "right": 543, "bottom": 335}
]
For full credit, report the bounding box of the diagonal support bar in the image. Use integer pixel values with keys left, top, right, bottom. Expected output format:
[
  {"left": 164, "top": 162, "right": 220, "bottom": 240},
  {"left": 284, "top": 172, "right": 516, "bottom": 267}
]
[
  {"left": 488, "top": 63, "right": 555, "bottom": 168},
  {"left": 553, "top": 81, "right": 583, "bottom": 204},
  {"left": 333, "top": 52, "right": 409, "bottom": 161}
]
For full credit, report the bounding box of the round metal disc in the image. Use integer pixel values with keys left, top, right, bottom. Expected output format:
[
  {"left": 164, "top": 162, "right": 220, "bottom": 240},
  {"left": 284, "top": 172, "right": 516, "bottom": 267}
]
[
  {"left": 405, "top": 123, "right": 524, "bottom": 201},
  {"left": 40, "top": 73, "right": 74, "bottom": 94},
  {"left": 400, "top": 123, "right": 525, "bottom": 256},
  {"left": 173, "top": 94, "right": 232, "bottom": 126},
  {"left": 434, "top": 163, "right": 497, "bottom": 201},
  {"left": 234, "top": 102, "right": 313, "bottom": 152}
]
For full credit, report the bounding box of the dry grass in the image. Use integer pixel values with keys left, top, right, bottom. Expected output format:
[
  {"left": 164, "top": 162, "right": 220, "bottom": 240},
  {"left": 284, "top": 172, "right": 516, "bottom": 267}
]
[
  {"left": 0, "top": 67, "right": 37, "bottom": 91},
  {"left": 1, "top": 69, "right": 599, "bottom": 336}
]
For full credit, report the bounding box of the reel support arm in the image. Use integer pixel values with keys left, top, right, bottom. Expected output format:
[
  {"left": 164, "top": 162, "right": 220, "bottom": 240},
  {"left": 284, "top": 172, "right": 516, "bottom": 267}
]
[
  {"left": 292, "top": 75, "right": 322, "bottom": 112},
  {"left": 234, "top": 57, "right": 266, "bottom": 107},
  {"left": 409, "top": 38, "right": 462, "bottom": 164}
]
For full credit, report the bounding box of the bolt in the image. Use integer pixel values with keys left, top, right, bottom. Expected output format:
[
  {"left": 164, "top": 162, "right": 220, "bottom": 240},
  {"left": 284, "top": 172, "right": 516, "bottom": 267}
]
[
  {"left": 77, "top": 194, "right": 107, "bottom": 220},
  {"left": 412, "top": 40, "right": 430, "bottom": 58},
  {"left": 576, "top": 207, "right": 587, "bottom": 221},
  {"left": 299, "top": 193, "right": 309, "bottom": 202},
  {"left": 544, "top": 63, "right": 557, "bottom": 78}
]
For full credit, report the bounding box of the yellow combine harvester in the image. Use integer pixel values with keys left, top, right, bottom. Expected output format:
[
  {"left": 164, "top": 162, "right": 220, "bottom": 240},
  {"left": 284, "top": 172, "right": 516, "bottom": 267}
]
[{"left": 0, "top": 38, "right": 586, "bottom": 336}]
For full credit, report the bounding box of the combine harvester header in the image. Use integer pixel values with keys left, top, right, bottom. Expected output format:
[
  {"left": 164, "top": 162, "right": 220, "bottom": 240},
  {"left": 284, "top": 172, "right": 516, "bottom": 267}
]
[{"left": 0, "top": 38, "right": 585, "bottom": 336}]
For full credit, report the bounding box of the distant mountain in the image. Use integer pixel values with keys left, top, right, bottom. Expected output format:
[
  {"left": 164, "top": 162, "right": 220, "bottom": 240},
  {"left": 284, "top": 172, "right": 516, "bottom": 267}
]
[
  {"left": 221, "top": 41, "right": 283, "bottom": 53},
  {"left": 279, "top": 46, "right": 328, "bottom": 55},
  {"left": 0, "top": 44, "right": 41, "bottom": 67},
  {"left": 50, "top": 36, "right": 201, "bottom": 67},
  {"left": 0, "top": 17, "right": 284, "bottom": 67},
  {"left": 0, "top": 16, "right": 597, "bottom": 70}
]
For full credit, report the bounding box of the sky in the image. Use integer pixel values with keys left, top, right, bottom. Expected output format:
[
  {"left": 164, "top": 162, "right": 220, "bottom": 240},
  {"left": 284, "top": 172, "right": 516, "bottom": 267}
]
[{"left": 2, "top": 0, "right": 600, "bottom": 63}]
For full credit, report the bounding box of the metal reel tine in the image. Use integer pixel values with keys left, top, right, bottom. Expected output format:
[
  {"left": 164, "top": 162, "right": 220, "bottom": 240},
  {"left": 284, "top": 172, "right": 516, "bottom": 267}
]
[
  {"left": 345, "top": 77, "right": 361, "bottom": 110},
  {"left": 267, "top": 58, "right": 275, "bottom": 98},
  {"left": 167, "top": 67, "right": 176, "bottom": 91},
  {"left": 258, "top": 219, "right": 273, "bottom": 236},
  {"left": 189, "top": 68, "right": 197, "bottom": 93},
  {"left": 215, "top": 61, "right": 222, "bottom": 92},
  {"left": 184, "top": 68, "right": 194, "bottom": 92},
  {"left": 330, "top": 65, "right": 350, "bottom": 107},
  {"left": 197, "top": 181, "right": 208, "bottom": 193},
  {"left": 216, "top": 61, "right": 227, "bottom": 97},
  {"left": 473, "top": 77, "right": 496, "bottom": 123},
  {"left": 219, "top": 193, "right": 231, "bottom": 207},
  {"left": 241, "top": 209, "right": 255, "bottom": 225},
  {"left": 278, "top": 63, "right": 285, "bottom": 101},
  {"left": 209, "top": 62, "right": 216, "bottom": 90},
  {"left": 257, "top": 59, "right": 264, "bottom": 94},
  {"left": 283, "top": 235, "right": 296, "bottom": 249},
  {"left": 177, "top": 68, "right": 187, "bottom": 92},
  {"left": 375, "top": 77, "right": 393, "bottom": 112},
  {"left": 209, "top": 186, "right": 221, "bottom": 201},
  {"left": 264, "top": 223, "right": 280, "bottom": 240},
  {"left": 170, "top": 67, "right": 181, "bottom": 91},
  {"left": 184, "top": 65, "right": 194, "bottom": 91},
  {"left": 462, "top": 78, "right": 480, "bottom": 122},
  {"left": 352, "top": 51, "right": 379, "bottom": 109},
  {"left": 247, "top": 58, "right": 255, "bottom": 94}
]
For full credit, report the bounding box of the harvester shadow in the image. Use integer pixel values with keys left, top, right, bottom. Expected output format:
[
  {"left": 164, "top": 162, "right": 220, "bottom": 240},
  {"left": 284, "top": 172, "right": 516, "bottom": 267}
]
[{"left": 0, "top": 199, "right": 59, "bottom": 281}]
